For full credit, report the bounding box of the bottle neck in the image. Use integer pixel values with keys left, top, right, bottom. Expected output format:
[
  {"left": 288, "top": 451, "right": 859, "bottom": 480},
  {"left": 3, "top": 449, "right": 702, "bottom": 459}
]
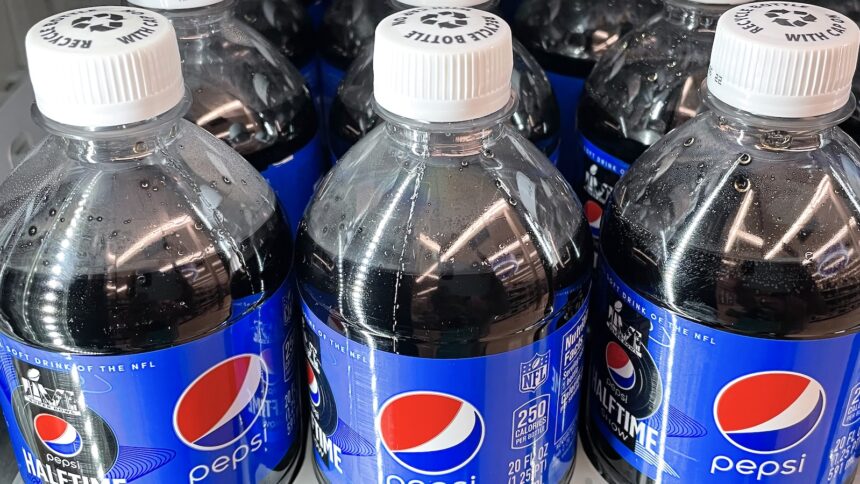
[
  {"left": 663, "top": 0, "right": 734, "bottom": 32},
  {"left": 702, "top": 83, "right": 855, "bottom": 152},
  {"left": 377, "top": 97, "right": 515, "bottom": 157},
  {"left": 33, "top": 96, "right": 190, "bottom": 164},
  {"left": 152, "top": 0, "right": 235, "bottom": 37}
]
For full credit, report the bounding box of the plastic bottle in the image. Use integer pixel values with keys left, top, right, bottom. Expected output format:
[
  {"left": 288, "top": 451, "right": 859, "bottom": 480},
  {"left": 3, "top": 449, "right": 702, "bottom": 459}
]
[
  {"left": 513, "top": 0, "right": 661, "bottom": 185},
  {"left": 236, "top": 0, "right": 320, "bottom": 101},
  {"left": 0, "top": 7, "right": 303, "bottom": 483},
  {"left": 298, "top": 7, "right": 591, "bottom": 483},
  {"left": 577, "top": 0, "right": 755, "bottom": 237},
  {"left": 130, "top": 0, "right": 327, "bottom": 232},
  {"left": 582, "top": 3, "right": 860, "bottom": 482},
  {"left": 328, "top": 0, "right": 559, "bottom": 164}
]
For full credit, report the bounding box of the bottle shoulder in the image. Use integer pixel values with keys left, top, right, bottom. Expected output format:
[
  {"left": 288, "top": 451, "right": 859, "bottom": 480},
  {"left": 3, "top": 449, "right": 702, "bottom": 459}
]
[
  {"left": 178, "top": 19, "right": 317, "bottom": 158},
  {"left": 235, "top": 0, "right": 315, "bottom": 66},
  {"left": 0, "top": 122, "right": 291, "bottom": 353},
  {"left": 581, "top": 18, "right": 715, "bottom": 147},
  {"left": 298, "top": 126, "right": 592, "bottom": 351},
  {"left": 602, "top": 114, "right": 860, "bottom": 337}
]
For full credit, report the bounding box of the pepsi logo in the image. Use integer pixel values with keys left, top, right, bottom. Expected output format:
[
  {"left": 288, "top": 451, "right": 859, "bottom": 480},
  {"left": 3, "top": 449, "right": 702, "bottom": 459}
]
[
  {"left": 377, "top": 392, "right": 484, "bottom": 475},
  {"left": 307, "top": 361, "right": 321, "bottom": 408},
  {"left": 606, "top": 341, "right": 636, "bottom": 391},
  {"left": 585, "top": 201, "right": 603, "bottom": 228},
  {"left": 34, "top": 414, "right": 82, "bottom": 458},
  {"left": 174, "top": 354, "right": 268, "bottom": 451},
  {"left": 714, "top": 371, "right": 825, "bottom": 454}
]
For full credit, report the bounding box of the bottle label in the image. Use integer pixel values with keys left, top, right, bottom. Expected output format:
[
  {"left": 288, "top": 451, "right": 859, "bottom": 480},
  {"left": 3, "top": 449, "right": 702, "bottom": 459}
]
[
  {"left": 261, "top": 133, "right": 328, "bottom": 233},
  {"left": 579, "top": 134, "right": 629, "bottom": 237},
  {"left": 0, "top": 280, "right": 300, "bottom": 484},
  {"left": 303, "top": 298, "right": 589, "bottom": 483},
  {"left": 544, "top": 70, "right": 586, "bottom": 184},
  {"left": 587, "top": 260, "right": 860, "bottom": 483}
]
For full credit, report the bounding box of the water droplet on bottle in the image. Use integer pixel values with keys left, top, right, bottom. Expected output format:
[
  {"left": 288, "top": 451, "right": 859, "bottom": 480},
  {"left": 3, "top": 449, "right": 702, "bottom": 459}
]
[
  {"left": 139, "top": 180, "right": 149, "bottom": 189},
  {"left": 48, "top": 209, "right": 57, "bottom": 217},
  {"left": 222, "top": 177, "right": 232, "bottom": 185},
  {"left": 123, "top": 219, "right": 132, "bottom": 224},
  {"left": 28, "top": 226, "right": 37, "bottom": 236},
  {"left": 110, "top": 231, "right": 118, "bottom": 238},
  {"left": 481, "top": 149, "right": 494, "bottom": 159},
  {"left": 508, "top": 197, "right": 518, "bottom": 206},
  {"left": 733, "top": 176, "right": 750, "bottom": 193},
  {"left": 42, "top": 260, "right": 50, "bottom": 266},
  {"left": 87, "top": 215, "right": 94, "bottom": 222},
  {"left": 647, "top": 72, "right": 658, "bottom": 82},
  {"left": 59, "top": 217, "right": 65, "bottom": 223},
  {"left": 151, "top": 186, "right": 159, "bottom": 192},
  {"left": 736, "top": 153, "right": 752, "bottom": 165},
  {"left": 209, "top": 181, "right": 217, "bottom": 189},
  {"left": 460, "top": 160, "right": 469, "bottom": 167},
  {"left": 683, "top": 137, "right": 695, "bottom": 147},
  {"left": 241, "top": 179, "right": 247, "bottom": 185},
  {"left": 96, "top": 216, "right": 103, "bottom": 222}
]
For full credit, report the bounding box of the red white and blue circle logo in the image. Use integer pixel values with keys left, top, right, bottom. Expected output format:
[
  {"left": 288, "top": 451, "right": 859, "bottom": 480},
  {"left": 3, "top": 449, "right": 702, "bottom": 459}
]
[
  {"left": 173, "top": 354, "right": 268, "bottom": 451},
  {"left": 307, "top": 361, "right": 321, "bottom": 408},
  {"left": 606, "top": 341, "right": 636, "bottom": 391},
  {"left": 34, "top": 414, "right": 83, "bottom": 458},
  {"left": 377, "top": 391, "right": 485, "bottom": 475},
  {"left": 714, "top": 371, "right": 825, "bottom": 454}
]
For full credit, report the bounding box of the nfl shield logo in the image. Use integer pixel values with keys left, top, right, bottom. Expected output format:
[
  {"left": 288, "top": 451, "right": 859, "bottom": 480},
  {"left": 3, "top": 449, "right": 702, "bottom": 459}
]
[{"left": 519, "top": 352, "right": 550, "bottom": 392}]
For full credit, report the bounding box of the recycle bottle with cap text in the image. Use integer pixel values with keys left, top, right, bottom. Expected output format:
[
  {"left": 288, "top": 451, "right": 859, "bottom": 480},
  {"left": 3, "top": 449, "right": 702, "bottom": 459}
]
[
  {"left": 576, "top": 0, "right": 748, "bottom": 238},
  {"left": 129, "top": 0, "right": 326, "bottom": 233},
  {"left": 0, "top": 7, "right": 303, "bottom": 483},
  {"left": 298, "top": 8, "right": 591, "bottom": 483},
  {"left": 513, "top": 0, "right": 660, "bottom": 187},
  {"left": 582, "top": 3, "right": 860, "bottom": 483},
  {"left": 328, "top": 2, "right": 560, "bottom": 166}
]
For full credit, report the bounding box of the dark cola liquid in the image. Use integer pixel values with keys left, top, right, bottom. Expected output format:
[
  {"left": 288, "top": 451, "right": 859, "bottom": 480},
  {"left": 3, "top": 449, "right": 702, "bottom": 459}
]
[
  {"left": 187, "top": 88, "right": 318, "bottom": 171},
  {"left": 328, "top": 96, "right": 378, "bottom": 160},
  {"left": 0, "top": 207, "right": 292, "bottom": 353},
  {"left": 583, "top": 197, "right": 860, "bottom": 484},
  {"left": 841, "top": 109, "right": 860, "bottom": 144},
  {"left": 236, "top": 0, "right": 316, "bottom": 70},
  {"left": 295, "top": 227, "right": 591, "bottom": 358}
]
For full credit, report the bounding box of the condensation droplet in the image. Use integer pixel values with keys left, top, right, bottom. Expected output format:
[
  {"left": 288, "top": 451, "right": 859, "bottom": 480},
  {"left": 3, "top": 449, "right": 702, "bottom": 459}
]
[
  {"left": 48, "top": 209, "right": 57, "bottom": 217},
  {"left": 737, "top": 153, "right": 752, "bottom": 165},
  {"left": 223, "top": 176, "right": 232, "bottom": 185},
  {"left": 28, "top": 226, "right": 37, "bottom": 236},
  {"left": 139, "top": 180, "right": 149, "bottom": 189},
  {"left": 683, "top": 137, "right": 695, "bottom": 147}
]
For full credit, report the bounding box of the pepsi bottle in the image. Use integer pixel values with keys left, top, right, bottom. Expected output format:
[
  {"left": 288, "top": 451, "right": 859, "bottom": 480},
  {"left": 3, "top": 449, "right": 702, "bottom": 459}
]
[
  {"left": 576, "top": 0, "right": 747, "bottom": 237},
  {"left": 0, "top": 7, "right": 302, "bottom": 483},
  {"left": 583, "top": 3, "right": 860, "bottom": 483},
  {"left": 299, "top": 8, "right": 591, "bottom": 483},
  {"left": 328, "top": 0, "right": 560, "bottom": 164},
  {"left": 130, "top": 0, "right": 327, "bottom": 233},
  {"left": 513, "top": 0, "right": 660, "bottom": 185},
  {"left": 236, "top": 0, "right": 321, "bottom": 101}
]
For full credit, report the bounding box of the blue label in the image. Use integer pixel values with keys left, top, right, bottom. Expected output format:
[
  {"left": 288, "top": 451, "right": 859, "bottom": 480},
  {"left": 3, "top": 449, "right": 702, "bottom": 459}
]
[
  {"left": 0, "top": 280, "right": 300, "bottom": 484},
  {"left": 545, "top": 71, "right": 586, "bottom": 187},
  {"left": 319, "top": 58, "right": 346, "bottom": 127},
  {"left": 587, "top": 260, "right": 860, "bottom": 483},
  {"left": 580, "top": 134, "right": 630, "bottom": 237},
  {"left": 303, "top": 299, "right": 589, "bottom": 483},
  {"left": 261, "top": 134, "right": 328, "bottom": 233}
]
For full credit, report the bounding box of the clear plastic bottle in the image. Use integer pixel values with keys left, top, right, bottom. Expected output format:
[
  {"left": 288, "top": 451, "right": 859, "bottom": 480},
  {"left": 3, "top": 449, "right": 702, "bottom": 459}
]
[
  {"left": 317, "top": 0, "right": 394, "bottom": 119},
  {"left": 576, "top": 0, "right": 748, "bottom": 236},
  {"left": 130, "top": 0, "right": 326, "bottom": 232},
  {"left": 813, "top": 0, "right": 860, "bottom": 141},
  {"left": 299, "top": 8, "right": 591, "bottom": 483},
  {"left": 582, "top": 3, "right": 860, "bottom": 483},
  {"left": 0, "top": 6, "right": 302, "bottom": 483},
  {"left": 235, "top": 0, "right": 320, "bottom": 100},
  {"left": 513, "top": 0, "right": 661, "bottom": 184},
  {"left": 328, "top": 0, "right": 560, "bottom": 164}
]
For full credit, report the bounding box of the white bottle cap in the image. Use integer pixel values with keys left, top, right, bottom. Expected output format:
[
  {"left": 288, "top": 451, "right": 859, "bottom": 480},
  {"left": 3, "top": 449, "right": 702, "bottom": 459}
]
[
  {"left": 708, "top": 2, "right": 860, "bottom": 118},
  {"left": 373, "top": 7, "right": 513, "bottom": 123},
  {"left": 126, "top": 0, "right": 224, "bottom": 10},
  {"left": 686, "top": 1, "right": 748, "bottom": 5},
  {"left": 25, "top": 7, "right": 184, "bottom": 127},
  {"left": 396, "top": 0, "right": 489, "bottom": 7}
]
